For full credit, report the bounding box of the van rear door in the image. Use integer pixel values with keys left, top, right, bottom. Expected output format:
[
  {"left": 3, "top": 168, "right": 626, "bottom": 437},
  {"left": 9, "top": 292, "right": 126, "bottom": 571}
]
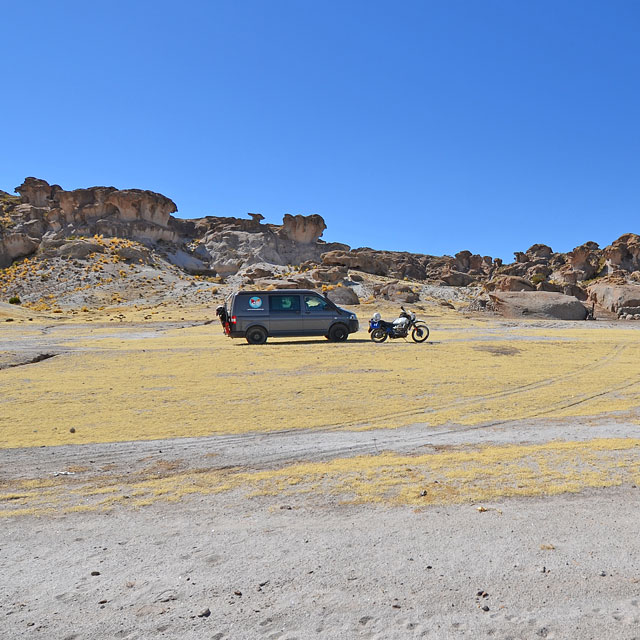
[{"left": 232, "top": 293, "right": 269, "bottom": 334}]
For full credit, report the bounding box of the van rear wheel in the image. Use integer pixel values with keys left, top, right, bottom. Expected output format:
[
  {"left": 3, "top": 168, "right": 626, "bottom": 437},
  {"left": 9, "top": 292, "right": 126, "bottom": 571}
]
[
  {"left": 328, "top": 323, "right": 349, "bottom": 342},
  {"left": 246, "top": 326, "right": 267, "bottom": 344}
]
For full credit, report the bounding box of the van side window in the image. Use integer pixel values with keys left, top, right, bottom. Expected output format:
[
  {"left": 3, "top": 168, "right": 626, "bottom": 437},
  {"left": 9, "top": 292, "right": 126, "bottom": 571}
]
[
  {"left": 304, "top": 295, "right": 328, "bottom": 312},
  {"left": 270, "top": 295, "right": 301, "bottom": 313}
]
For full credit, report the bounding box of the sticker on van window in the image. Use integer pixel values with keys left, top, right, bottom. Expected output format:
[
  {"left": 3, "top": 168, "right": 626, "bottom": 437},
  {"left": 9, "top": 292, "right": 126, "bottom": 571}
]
[{"left": 249, "top": 296, "right": 263, "bottom": 309}]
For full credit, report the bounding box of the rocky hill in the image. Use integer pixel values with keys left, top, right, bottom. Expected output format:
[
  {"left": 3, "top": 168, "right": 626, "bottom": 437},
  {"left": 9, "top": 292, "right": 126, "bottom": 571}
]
[{"left": 2, "top": 177, "right": 640, "bottom": 320}]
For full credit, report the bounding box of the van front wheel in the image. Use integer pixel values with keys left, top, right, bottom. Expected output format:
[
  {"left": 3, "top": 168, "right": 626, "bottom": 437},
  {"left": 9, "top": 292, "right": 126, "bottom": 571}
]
[
  {"left": 328, "top": 323, "right": 349, "bottom": 342},
  {"left": 246, "top": 326, "right": 267, "bottom": 345}
]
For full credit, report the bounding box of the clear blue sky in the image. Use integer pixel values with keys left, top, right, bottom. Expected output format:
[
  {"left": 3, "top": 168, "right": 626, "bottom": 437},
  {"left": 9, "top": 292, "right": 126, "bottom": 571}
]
[{"left": 2, "top": 0, "right": 639, "bottom": 261}]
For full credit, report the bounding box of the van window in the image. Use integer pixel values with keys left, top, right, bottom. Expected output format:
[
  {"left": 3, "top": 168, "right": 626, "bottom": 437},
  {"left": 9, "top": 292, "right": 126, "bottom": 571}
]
[
  {"left": 304, "top": 295, "right": 329, "bottom": 313},
  {"left": 235, "top": 294, "right": 267, "bottom": 312},
  {"left": 270, "top": 295, "right": 301, "bottom": 313}
]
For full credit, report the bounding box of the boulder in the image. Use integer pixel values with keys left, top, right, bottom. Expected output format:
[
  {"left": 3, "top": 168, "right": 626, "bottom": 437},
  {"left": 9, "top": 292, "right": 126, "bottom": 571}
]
[
  {"left": 536, "top": 280, "right": 587, "bottom": 301},
  {"left": 526, "top": 244, "right": 553, "bottom": 259},
  {"left": 488, "top": 275, "right": 535, "bottom": 292},
  {"left": 287, "top": 275, "right": 316, "bottom": 288},
  {"left": 115, "top": 245, "right": 150, "bottom": 263},
  {"left": 440, "top": 270, "right": 475, "bottom": 287},
  {"left": 322, "top": 248, "right": 391, "bottom": 276},
  {"left": 375, "top": 282, "right": 419, "bottom": 303},
  {"left": 588, "top": 282, "right": 640, "bottom": 313},
  {"left": 57, "top": 239, "right": 107, "bottom": 260},
  {"left": 242, "top": 262, "right": 283, "bottom": 279},
  {"left": 536, "top": 281, "right": 564, "bottom": 293},
  {"left": 163, "top": 249, "right": 212, "bottom": 274},
  {"left": 309, "top": 266, "right": 348, "bottom": 283},
  {"left": 252, "top": 278, "right": 301, "bottom": 290},
  {"left": 0, "top": 231, "right": 39, "bottom": 267},
  {"left": 326, "top": 286, "right": 359, "bottom": 305},
  {"left": 562, "top": 283, "right": 588, "bottom": 301},
  {"left": 453, "top": 251, "right": 488, "bottom": 273},
  {"left": 617, "top": 306, "right": 640, "bottom": 318},
  {"left": 489, "top": 292, "right": 588, "bottom": 320}
]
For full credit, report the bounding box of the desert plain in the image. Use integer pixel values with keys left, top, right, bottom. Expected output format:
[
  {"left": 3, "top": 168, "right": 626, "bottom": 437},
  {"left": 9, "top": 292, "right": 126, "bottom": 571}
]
[{"left": 2, "top": 299, "right": 640, "bottom": 640}]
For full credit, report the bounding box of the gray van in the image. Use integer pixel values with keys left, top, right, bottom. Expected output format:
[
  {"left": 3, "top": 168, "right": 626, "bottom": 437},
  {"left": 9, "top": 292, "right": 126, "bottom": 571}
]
[{"left": 216, "top": 289, "right": 359, "bottom": 344}]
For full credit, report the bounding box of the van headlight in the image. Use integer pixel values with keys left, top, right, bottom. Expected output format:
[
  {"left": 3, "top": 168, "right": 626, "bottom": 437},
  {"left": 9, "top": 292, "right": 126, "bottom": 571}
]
[{"left": 350, "top": 315, "right": 356, "bottom": 320}]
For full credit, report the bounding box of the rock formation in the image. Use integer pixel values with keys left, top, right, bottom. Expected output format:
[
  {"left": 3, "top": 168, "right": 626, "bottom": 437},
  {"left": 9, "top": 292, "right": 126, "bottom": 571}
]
[
  {"left": 326, "top": 286, "right": 360, "bottom": 305},
  {"left": 1, "top": 178, "right": 348, "bottom": 277},
  {"left": 4, "top": 176, "right": 640, "bottom": 320},
  {"left": 15, "top": 177, "right": 178, "bottom": 243},
  {"left": 601, "top": 234, "right": 640, "bottom": 275},
  {"left": 0, "top": 232, "right": 40, "bottom": 268},
  {"left": 279, "top": 214, "right": 326, "bottom": 244},
  {"left": 588, "top": 281, "right": 640, "bottom": 314},
  {"left": 489, "top": 292, "right": 588, "bottom": 320}
]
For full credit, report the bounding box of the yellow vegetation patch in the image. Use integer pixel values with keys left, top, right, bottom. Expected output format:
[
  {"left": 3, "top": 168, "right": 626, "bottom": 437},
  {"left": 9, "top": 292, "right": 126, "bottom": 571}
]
[
  {"left": 2, "top": 438, "right": 639, "bottom": 517},
  {"left": 2, "top": 319, "right": 640, "bottom": 447}
]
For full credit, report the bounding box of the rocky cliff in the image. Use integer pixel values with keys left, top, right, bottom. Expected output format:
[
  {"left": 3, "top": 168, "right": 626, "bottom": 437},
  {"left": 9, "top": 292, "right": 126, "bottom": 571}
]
[
  {"left": 0, "top": 178, "right": 347, "bottom": 273},
  {"left": 3, "top": 177, "right": 640, "bottom": 319}
]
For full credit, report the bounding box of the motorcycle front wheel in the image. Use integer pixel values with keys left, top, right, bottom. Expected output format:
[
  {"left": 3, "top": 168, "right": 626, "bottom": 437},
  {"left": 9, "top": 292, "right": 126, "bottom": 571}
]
[
  {"left": 411, "top": 324, "right": 429, "bottom": 343},
  {"left": 370, "top": 328, "right": 388, "bottom": 343}
]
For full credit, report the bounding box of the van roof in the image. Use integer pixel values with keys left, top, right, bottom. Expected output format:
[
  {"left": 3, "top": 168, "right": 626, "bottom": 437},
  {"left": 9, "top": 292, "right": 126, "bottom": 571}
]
[{"left": 233, "top": 289, "right": 321, "bottom": 295}]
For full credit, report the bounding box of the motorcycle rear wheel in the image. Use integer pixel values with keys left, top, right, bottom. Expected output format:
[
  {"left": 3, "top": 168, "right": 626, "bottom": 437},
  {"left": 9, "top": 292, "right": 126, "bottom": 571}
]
[
  {"left": 371, "top": 328, "right": 388, "bottom": 343},
  {"left": 411, "top": 324, "right": 429, "bottom": 343}
]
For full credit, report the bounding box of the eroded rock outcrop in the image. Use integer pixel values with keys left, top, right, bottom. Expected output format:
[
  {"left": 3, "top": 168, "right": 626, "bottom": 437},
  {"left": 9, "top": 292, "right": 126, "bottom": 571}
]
[
  {"left": 326, "top": 285, "right": 359, "bottom": 305},
  {"left": 0, "top": 231, "right": 40, "bottom": 268},
  {"left": 588, "top": 281, "right": 640, "bottom": 314},
  {"left": 5, "top": 176, "right": 640, "bottom": 321},
  {"left": 553, "top": 241, "right": 601, "bottom": 283},
  {"left": 15, "top": 177, "right": 178, "bottom": 243},
  {"left": 602, "top": 234, "right": 640, "bottom": 275},
  {"left": 279, "top": 214, "right": 326, "bottom": 244},
  {"left": 320, "top": 248, "right": 476, "bottom": 283},
  {"left": 373, "top": 281, "right": 420, "bottom": 303},
  {"left": 487, "top": 275, "right": 536, "bottom": 292},
  {"left": 3, "top": 178, "right": 349, "bottom": 277},
  {"left": 198, "top": 216, "right": 348, "bottom": 276},
  {"left": 489, "top": 291, "right": 588, "bottom": 320}
]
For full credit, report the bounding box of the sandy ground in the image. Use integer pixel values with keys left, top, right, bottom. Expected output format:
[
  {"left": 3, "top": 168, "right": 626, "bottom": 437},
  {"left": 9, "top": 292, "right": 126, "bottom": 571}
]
[
  {"left": 2, "top": 310, "right": 640, "bottom": 639},
  {"left": 3, "top": 489, "right": 640, "bottom": 639}
]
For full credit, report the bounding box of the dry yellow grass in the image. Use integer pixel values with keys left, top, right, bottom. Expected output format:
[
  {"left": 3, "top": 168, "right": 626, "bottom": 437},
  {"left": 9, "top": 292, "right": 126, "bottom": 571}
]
[
  {"left": 2, "top": 438, "right": 639, "bottom": 517},
  {"left": 2, "top": 313, "right": 640, "bottom": 448}
]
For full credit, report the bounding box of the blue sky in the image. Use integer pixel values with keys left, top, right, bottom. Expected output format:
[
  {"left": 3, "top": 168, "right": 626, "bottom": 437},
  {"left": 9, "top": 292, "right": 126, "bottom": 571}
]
[{"left": 2, "top": 0, "right": 639, "bottom": 261}]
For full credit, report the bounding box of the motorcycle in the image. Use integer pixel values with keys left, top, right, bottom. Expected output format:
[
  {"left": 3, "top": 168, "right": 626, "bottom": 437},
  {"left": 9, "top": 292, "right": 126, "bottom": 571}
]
[{"left": 368, "top": 306, "right": 430, "bottom": 343}]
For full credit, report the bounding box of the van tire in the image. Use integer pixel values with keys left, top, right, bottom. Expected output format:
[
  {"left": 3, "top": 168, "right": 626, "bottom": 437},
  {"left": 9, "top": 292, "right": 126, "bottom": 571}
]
[
  {"left": 328, "top": 323, "right": 349, "bottom": 342},
  {"left": 246, "top": 326, "right": 267, "bottom": 344}
]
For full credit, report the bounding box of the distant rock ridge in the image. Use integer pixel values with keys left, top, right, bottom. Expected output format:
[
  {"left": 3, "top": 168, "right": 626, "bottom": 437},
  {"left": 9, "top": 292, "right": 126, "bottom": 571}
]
[
  {"left": 1, "top": 177, "right": 640, "bottom": 317},
  {"left": 0, "top": 178, "right": 347, "bottom": 272}
]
